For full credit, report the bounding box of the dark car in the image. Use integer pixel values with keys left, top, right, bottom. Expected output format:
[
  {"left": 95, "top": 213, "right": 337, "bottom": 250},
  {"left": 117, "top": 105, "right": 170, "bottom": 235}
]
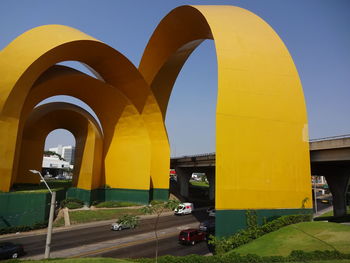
[
  {"left": 178, "top": 229, "right": 207, "bottom": 245},
  {"left": 199, "top": 220, "right": 215, "bottom": 234},
  {"left": 0, "top": 242, "right": 24, "bottom": 259}
]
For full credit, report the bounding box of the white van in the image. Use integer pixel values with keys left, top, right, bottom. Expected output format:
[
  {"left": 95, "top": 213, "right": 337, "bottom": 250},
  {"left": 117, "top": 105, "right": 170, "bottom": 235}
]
[{"left": 174, "top": 202, "right": 194, "bottom": 215}]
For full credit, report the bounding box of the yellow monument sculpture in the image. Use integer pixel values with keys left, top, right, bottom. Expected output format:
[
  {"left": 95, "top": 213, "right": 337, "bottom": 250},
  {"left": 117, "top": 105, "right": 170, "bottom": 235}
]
[{"left": 0, "top": 5, "right": 312, "bottom": 236}]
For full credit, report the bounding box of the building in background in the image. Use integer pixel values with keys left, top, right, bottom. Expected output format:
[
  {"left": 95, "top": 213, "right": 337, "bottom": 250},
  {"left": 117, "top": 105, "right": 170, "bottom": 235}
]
[
  {"left": 44, "top": 144, "right": 75, "bottom": 179},
  {"left": 42, "top": 154, "right": 72, "bottom": 179},
  {"left": 49, "top": 145, "right": 75, "bottom": 164}
]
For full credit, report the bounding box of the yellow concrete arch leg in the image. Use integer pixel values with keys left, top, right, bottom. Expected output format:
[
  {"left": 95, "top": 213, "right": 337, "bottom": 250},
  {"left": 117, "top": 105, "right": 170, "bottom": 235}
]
[
  {"left": 17, "top": 103, "right": 103, "bottom": 197},
  {"left": 0, "top": 26, "right": 168, "bottom": 201},
  {"left": 139, "top": 5, "right": 312, "bottom": 236}
]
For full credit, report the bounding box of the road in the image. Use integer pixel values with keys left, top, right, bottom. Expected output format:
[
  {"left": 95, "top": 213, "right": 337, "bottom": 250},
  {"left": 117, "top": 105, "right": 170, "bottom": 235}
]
[
  {"left": 1, "top": 203, "right": 332, "bottom": 260},
  {"left": 0, "top": 210, "right": 211, "bottom": 259},
  {"left": 92, "top": 234, "right": 211, "bottom": 259},
  {"left": 314, "top": 199, "right": 332, "bottom": 213}
]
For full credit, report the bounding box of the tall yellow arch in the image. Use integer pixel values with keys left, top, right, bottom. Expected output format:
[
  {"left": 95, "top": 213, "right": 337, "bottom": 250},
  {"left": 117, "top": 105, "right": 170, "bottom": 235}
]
[{"left": 140, "top": 5, "right": 312, "bottom": 236}]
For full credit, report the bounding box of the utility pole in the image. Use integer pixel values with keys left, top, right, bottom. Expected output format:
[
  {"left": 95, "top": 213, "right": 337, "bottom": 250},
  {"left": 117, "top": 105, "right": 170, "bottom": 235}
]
[{"left": 29, "top": 169, "right": 56, "bottom": 259}]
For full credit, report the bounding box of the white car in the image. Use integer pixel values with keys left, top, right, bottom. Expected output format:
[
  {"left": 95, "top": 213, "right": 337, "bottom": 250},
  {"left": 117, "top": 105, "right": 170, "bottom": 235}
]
[
  {"left": 111, "top": 222, "right": 135, "bottom": 231},
  {"left": 209, "top": 209, "right": 216, "bottom": 217},
  {"left": 174, "top": 202, "right": 194, "bottom": 215}
]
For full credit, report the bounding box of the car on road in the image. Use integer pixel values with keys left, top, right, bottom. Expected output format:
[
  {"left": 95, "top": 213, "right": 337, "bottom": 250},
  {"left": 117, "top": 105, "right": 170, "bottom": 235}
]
[
  {"left": 206, "top": 207, "right": 215, "bottom": 214},
  {"left": 0, "top": 242, "right": 24, "bottom": 259},
  {"left": 111, "top": 221, "right": 136, "bottom": 231},
  {"left": 199, "top": 220, "right": 215, "bottom": 233},
  {"left": 111, "top": 215, "right": 139, "bottom": 231},
  {"left": 174, "top": 202, "right": 194, "bottom": 215},
  {"left": 178, "top": 229, "right": 207, "bottom": 245},
  {"left": 208, "top": 209, "right": 216, "bottom": 217},
  {"left": 320, "top": 199, "right": 332, "bottom": 204}
]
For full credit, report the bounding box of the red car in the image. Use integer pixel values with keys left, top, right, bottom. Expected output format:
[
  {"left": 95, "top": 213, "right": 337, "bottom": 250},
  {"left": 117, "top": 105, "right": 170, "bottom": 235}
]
[{"left": 178, "top": 229, "right": 207, "bottom": 245}]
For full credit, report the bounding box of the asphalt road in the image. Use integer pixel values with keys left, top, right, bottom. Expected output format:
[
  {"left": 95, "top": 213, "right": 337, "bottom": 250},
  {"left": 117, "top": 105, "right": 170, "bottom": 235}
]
[
  {"left": 314, "top": 199, "right": 332, "bottom": 213},
  {"left": 1, "top": 210, "right": 211, "bottom": 259},
  {"left": 93, "top": 234, "right": 212, "bottom": 259},
  {"left": 1, "top": 203, "right": 333, "bottom": 260}
]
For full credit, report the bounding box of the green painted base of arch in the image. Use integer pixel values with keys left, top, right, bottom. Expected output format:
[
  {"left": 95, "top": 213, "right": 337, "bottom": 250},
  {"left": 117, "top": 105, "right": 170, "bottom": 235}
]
[
  {"left": 216, "top": 208, "right": 313, "bottom": 238},
  {"left": 149, "top": 188, "right": 169, "bottom": 201},
  {"left": 67, "top": 187, "right": 150, "bottom": 205}
]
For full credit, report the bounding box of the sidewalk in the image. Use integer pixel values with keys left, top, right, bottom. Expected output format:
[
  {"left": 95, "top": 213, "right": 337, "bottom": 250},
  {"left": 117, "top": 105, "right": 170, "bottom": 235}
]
[{"left": 313, "top": 206, "right": 333, "bottom": 218}]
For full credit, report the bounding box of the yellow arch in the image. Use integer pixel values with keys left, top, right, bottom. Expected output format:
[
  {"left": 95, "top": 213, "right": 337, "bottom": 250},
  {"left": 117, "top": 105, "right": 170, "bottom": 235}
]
[
  {"left": 0, "top": 26, "right": 168, "bottom": 200},
  {"left": 17, "top": 102, "right": 103, "bottom": 191},
  {"left": 139, "top": 5, "right": 312, "bottom": 235},
  {"left": 21, "top": 66, "right": 150, "bottom": 192}
]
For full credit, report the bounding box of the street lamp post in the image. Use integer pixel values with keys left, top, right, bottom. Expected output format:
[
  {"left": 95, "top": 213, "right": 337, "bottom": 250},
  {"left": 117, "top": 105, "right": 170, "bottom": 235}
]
[
  {"left": 313, "top": 176, "right": 318, "bottom": 214},
  {"left": 29, "top": 169, "right": 56, "bottom": 259}
]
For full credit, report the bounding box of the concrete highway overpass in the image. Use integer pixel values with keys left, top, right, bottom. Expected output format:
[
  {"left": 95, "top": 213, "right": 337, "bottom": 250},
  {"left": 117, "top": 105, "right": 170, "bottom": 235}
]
[{"left": 171, "top": 135, "right": 350, "bottom": 218}]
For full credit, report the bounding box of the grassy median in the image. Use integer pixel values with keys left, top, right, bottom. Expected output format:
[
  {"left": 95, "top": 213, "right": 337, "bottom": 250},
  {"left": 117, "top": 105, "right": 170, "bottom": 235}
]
[
  {"left": 316, "top": 207, "right": 350, "bottom": 218},
  {"left": 54, "top": 208, "right": 144, "bottom": 227},
  {"left": 189, "top": 180, "right": 209, "bottom": 188}
]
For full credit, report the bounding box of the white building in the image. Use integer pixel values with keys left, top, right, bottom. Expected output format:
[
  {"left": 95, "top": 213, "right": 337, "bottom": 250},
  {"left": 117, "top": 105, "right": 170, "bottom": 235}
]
[
  {"left": 42, "top": 155, "right": 72, "bottom": 178},
  {"left": 49, "top": 145, "right": 75, "bottom": 164}
]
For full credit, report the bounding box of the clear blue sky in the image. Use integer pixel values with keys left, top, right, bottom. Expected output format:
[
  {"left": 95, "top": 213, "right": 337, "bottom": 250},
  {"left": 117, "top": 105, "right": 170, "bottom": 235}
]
[{"left": 1, "top": 0, "right": 349, "bottom": 156}]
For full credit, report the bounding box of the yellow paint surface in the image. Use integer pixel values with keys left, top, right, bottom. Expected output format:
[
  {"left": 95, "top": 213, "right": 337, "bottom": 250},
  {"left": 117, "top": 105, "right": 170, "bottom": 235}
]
[
  {"left": 0, "top": 5, "right": 311, "bottom": 212},
  {"left": 17, "top": 103, "right": 103, "bottom": 190},
  {"left": 139, "top": 5, "right": 312, "bottom": 209},
  {"left": 0, "top": 25, "right": 167, "bottom": 192}
]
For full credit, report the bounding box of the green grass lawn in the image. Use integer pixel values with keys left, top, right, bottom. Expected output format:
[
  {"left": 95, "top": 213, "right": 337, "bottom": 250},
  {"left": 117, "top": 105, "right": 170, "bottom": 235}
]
[
  {"left": 6, "top": 260, "right": 350, "bottom": 263},
  {"left": 54, "top": 208, "right": 144, "bottom": 227},
  {"left": 317, "top": 207, "right": 350, "bottom": 217},
  {"left": 5, "top": 258, "right": 131, "bottom": 263},
  {"left": 190, "top": 180, "right": 209, "bottom": 187},
  {"left": 230, "top": 221, "right": 350, "bottom": 257}
]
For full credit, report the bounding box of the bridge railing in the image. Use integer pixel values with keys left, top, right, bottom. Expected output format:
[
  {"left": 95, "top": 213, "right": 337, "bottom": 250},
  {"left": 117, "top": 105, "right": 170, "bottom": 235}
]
[{"left": 309, "top": 134, "right": 350, "bottom": 142}]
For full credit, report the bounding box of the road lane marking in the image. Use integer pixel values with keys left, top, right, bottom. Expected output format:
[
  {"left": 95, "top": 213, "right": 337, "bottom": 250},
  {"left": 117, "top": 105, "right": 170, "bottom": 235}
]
[{"left": 71, "top": 231, "right": 179, "bottom": 258}]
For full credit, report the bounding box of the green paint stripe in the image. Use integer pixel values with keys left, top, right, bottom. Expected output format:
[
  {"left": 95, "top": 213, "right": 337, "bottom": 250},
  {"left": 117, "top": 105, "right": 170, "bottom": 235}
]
[
  {"left": 67, "top": 188, "right": 150, "bottom": 205},
  {"left": 216, "top": 208, "right": 313, "bottom": 237},
  {"left": 150, "top": 188, "right": 169, "bottom": 201}
]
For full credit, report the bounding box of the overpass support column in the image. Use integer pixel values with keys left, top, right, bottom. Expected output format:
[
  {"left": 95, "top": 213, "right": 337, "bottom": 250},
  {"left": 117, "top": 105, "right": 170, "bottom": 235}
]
[
  {"left": 325, "top": 173, "right": 350, "bottom": 217},
  {"left": 206, "top": 168, "right": 215, "bottom": 201},
  {"left": 175, "top": 167, "right": 192, "bottom": 199}
]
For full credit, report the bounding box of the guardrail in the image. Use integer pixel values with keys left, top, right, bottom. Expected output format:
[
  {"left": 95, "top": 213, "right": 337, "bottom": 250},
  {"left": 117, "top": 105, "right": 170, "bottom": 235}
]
[
  {"left": 309, "top": 134, "right": 350, "bottom": 142},
  {"left": 171, "top": 152, "right": 215, "bottom": 159},
  {"left": 171, "top": 134, "right": 350, "bottom": 159}
]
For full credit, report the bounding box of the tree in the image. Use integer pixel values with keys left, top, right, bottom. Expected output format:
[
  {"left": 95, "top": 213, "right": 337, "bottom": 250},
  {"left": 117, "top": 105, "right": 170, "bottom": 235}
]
[
  {"left": 117, "top": 214, "right": 139, "bottom": 229},
  {"left": 43, "top": 151, "right": 66, "bottom": 161},
  {"left": 141, "top": 199, "right": 180, "bottom": 262}
]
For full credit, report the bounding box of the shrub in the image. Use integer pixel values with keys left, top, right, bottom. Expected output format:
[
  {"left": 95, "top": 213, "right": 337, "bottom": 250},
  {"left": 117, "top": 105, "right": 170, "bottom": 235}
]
[
  {"left": 209, "top": 213, "right": 312, "bottom": 255},
  {"left": 133, "top": 251, "right": 350, "bottom": 263},
  {"left": 91, "top": 200, "right": 101, "bottom": 206},
  {"left": 288, "top": 250, "right": 348, "bottom": 261},
  {"left": 60, "top": 197, "right": 84, "bottom": 209},
  {"left": 95, "top": 201, "right": 139, "bottom": 208},
  {"left": 117, "top": 214, "right": 139, "bottom": 228}
]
